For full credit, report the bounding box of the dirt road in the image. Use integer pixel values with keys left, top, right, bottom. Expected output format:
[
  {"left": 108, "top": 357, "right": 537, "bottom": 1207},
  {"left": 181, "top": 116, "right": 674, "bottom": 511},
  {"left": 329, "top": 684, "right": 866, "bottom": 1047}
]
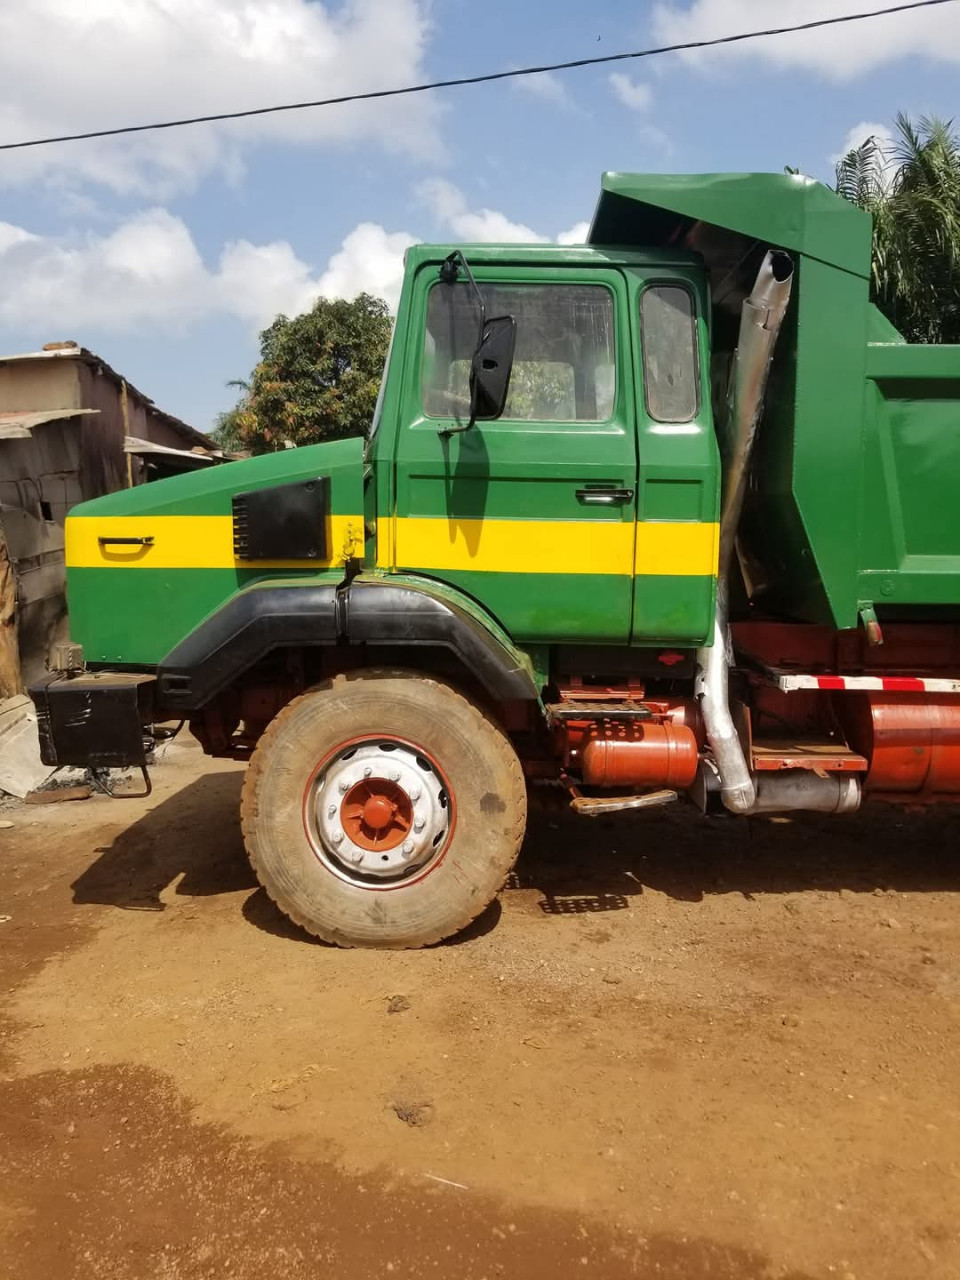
[{"left": 1, "top": 737, "right": 959, "bottom": 1279}]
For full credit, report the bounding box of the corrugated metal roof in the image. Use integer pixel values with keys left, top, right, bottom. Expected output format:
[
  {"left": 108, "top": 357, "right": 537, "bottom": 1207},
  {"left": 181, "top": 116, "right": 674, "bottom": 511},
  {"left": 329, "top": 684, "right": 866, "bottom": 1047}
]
[
  {"left": 123, "top": 435, "right": 218, "bottom": 464},
  {"left": 0, "top": 345, "right": 85, "bottom": 364},
  {"left": 0, "top": 344, "right": 212, "bottom": 451},
  {"left": 0, "top": 407, "right": 100, "bottom": 440}
]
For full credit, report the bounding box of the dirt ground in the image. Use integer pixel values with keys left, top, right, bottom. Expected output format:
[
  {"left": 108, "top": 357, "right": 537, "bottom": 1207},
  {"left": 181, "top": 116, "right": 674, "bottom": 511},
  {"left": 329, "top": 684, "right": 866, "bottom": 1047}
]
[{"left": 1, "top": 737, "right": 959, "bottom": 1280}]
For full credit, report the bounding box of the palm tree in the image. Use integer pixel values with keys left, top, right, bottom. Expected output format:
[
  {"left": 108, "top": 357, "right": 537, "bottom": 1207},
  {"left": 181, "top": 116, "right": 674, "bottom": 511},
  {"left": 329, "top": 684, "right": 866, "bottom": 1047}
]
[
  {"left": 209, "top": 378, "right": 251, "bottom": 452},
  {"left": 835, "top": 113, "right": 960, "bottom": 344}
]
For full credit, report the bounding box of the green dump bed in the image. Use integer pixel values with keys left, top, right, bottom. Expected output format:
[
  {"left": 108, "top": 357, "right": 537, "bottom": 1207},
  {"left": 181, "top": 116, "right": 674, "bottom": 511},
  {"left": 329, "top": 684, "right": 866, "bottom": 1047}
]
[{"left": 589, "top": 171, "right": 960, "bottom": 628}]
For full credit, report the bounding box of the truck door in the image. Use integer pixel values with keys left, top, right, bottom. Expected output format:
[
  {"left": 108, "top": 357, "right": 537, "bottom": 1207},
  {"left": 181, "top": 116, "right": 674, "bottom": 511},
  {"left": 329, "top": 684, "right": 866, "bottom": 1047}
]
[
  {"left": 626, "top": 272, "right": 720, "bottom": 647},
  {"left": 386, "top": 264, "right": 638, "bottom": 644}
]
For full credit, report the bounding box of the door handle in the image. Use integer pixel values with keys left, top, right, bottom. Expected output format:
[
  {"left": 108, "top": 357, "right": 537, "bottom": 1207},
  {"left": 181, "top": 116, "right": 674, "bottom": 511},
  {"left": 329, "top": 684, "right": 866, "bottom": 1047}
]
[
  {"left": 575, "top": 488, "right": 634, "bottom": 505},
  {"left": 98, "top": 536, "right": 155, "bottom": 546}
]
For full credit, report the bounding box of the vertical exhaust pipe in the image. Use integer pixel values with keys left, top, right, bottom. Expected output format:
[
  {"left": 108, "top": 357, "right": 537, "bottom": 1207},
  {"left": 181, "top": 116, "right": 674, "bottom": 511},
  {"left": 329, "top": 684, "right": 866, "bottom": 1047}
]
[{"left": 697, "top": 250, "right": 794, "bottom": 814}]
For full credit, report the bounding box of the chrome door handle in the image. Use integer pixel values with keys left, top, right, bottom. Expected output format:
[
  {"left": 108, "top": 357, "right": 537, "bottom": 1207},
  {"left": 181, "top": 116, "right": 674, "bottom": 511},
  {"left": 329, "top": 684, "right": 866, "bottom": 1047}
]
[{"left": 575, "top": 488, "right": 634, "bottom": 505}]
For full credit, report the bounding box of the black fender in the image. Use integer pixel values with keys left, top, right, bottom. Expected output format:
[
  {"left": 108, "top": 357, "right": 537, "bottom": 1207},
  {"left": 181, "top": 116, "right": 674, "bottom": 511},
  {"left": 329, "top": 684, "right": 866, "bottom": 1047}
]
[
  {"left": 343, "top": 580, "right": 537, "bottom": 703},
  {"left": 158, "top": 584, "right": 339, "bottom": 711},
  {"left": 155, "top": 578, "right": 537, "bottom": 712}
]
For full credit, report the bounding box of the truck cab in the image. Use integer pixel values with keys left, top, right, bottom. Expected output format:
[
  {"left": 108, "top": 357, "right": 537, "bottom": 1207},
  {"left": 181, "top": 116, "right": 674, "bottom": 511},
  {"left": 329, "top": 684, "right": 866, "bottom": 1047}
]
[{"left": 372, "top": 243, "right": 718, "bottom": 650}]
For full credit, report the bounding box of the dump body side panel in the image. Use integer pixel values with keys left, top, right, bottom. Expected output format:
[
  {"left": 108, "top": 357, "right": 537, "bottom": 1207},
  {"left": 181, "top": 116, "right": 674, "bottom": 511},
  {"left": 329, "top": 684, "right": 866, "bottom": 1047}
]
[{"left": 858, "top": 342, "right": 960, "bottom": 608}]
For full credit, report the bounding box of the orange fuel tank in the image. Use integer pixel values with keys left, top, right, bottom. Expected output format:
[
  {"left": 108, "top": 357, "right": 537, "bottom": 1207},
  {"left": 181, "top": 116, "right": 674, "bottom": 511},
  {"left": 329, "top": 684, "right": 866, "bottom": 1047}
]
[
  {"left": 840, "top": 693, "right": 960, "bottom": 797},
  {"left": 581, "top": 722, "right": 699, "bottom": 789}
]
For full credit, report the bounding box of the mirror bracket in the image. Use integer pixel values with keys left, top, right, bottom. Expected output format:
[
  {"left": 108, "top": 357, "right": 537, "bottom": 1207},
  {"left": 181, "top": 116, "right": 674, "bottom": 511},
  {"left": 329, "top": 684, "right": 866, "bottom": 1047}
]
[
  {"left": 440, "top": 251, "right": 486, "bottom": 344},
  {"left": 437, "top": 253, "right": 515, "bottom": 437}
]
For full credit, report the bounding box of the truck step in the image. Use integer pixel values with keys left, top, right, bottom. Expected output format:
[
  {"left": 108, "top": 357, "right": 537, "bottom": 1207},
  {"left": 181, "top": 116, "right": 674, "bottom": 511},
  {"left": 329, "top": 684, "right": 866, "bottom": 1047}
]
[
  {"left": 751, "top": 737, "right": 867, "bottom": 773},
  {"left": 547, "top": 701, "right": 653, "bottom": 722},
  {"left": 571, "top": 789, "right": 678, "bottom": 816}
]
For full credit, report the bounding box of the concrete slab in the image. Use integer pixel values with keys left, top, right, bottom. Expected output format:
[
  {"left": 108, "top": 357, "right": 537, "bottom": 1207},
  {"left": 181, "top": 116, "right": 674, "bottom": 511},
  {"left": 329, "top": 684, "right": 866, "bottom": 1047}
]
[{"left": 0, "top": 703, "right": 54, "bottom": 798}]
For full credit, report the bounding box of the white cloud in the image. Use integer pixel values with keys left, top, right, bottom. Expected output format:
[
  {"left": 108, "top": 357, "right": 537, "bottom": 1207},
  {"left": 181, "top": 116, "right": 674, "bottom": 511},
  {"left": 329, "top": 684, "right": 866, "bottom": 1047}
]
[
  {"left": 829, "top": 120, "right": 898, "bottom": 192},
  {"left": 557, "top": 221, "right": 591, "bottom": 245},
  {"left": 513, "top": 71, "right": 571, "bottom": 107},
  {"left": 0, "top": 0, "right": 438, "bottom": 197},
  {"left": 609, "top": 73, "right": 653, "bottom": 111},
  {"left": 0, "top": 209, "right": 416, "bottom": 335},
  {"left": 652, "top": 0, "right": 960, "bottom": 78},
  {"left": 830, "top": 121, "right": 896, "bottom": 168},
  {"left": 0, "top": 185, "right": 594, "bottom": 340},
  {"left": 0, "top": 223, "right": 39, "bottom": 253},
  {"left": 638, "top": 124, "right": 674, "bottom": 156},
  {"left": 315, "top": 223, "right": 417, "bottom": 307},
  {"left": 418, "top": 178, "right": 550, "bottom": 244},
  {"left": 419, "top": 179, "right": 593, "bottom": 247}
]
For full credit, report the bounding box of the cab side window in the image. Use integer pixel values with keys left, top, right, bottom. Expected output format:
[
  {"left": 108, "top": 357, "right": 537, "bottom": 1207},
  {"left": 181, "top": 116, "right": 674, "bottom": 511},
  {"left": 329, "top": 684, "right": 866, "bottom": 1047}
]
[
  {"left": 640, "top": 285, "right": 699, "bottom": 423},
  {"left": 422, "top": 283, "right": 615, "bottom": 422}
]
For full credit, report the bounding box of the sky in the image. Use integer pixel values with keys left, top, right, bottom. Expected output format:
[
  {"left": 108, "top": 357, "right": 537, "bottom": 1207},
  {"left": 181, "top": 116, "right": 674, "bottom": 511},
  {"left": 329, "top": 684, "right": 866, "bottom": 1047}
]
[{"left": 0, "top": 0, "right": 958, "bottom": 432}]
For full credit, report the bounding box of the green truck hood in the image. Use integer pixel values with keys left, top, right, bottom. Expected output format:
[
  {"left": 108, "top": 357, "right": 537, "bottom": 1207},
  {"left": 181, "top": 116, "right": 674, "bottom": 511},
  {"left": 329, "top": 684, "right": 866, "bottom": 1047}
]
[
  {"left": 66, "top": 437, "right": 366, "bottom": 666},
  {"left": 71, "top": 436, "right": 365, "bottom": 519}
]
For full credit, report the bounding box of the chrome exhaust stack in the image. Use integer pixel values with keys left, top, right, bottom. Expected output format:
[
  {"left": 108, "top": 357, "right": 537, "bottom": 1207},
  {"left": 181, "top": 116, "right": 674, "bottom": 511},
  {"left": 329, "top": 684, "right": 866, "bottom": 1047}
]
[
  {"left": 697, "top": 578, "right": 755, "bottom": 812},
  {"left": 697, "top": 250, "right": 798, "bottom": 815}
]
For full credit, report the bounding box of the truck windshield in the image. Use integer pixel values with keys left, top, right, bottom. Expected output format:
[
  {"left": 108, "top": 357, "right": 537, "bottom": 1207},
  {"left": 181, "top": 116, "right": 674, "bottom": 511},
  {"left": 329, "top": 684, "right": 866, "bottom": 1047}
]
[{"left": 422, "top": 282, "right": 615, "bottom": 422}]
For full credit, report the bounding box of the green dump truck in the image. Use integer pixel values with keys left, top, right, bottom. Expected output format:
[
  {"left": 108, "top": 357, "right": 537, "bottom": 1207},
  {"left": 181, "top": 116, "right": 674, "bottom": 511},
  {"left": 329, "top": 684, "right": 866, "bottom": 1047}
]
[{"left": 30, "top": 172, "right": 960, "bottom": 948}]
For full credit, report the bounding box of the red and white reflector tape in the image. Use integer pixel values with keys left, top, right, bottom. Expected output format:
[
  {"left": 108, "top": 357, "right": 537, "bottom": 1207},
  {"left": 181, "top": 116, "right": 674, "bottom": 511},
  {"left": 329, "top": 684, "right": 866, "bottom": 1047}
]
[{"left": 768, "top": 671, "right": 960, "bottom": 694}]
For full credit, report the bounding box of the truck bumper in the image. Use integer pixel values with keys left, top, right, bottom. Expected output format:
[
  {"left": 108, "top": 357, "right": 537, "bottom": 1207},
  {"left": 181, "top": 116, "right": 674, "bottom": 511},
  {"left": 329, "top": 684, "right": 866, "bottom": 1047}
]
[{"left": 29, "top": 672, "right": 157, "bottom": 770}]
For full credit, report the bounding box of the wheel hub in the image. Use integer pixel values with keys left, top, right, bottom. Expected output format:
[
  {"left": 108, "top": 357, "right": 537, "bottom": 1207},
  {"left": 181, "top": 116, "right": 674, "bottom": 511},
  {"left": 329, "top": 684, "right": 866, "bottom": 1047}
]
[
  {"left": 341, "top": 779, "right": 412, "bottom": 851},
  {"left": 310, "top": 740, "right": 450, "bottom": 883}
]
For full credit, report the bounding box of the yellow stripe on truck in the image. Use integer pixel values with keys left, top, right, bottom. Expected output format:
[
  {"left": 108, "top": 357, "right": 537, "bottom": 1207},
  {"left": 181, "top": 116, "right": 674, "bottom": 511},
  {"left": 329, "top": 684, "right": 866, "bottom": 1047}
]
[
  {"left": 66, "top": 514, "right": 365, "bottom": 570},
  {"left": 70, "top": 513, "right": 718, "bottom": 578},
  {"left": 379, "top": 517, "right": 719, "bottom": 577},
  {"left": 634, "top": 520, "right": 719, "bottom": 577}
]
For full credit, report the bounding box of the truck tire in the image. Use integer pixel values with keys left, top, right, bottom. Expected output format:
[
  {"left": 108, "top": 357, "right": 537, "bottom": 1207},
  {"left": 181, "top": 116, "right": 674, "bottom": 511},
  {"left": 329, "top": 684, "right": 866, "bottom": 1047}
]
[{"left": 240, "top": 670, "right": 527, "bottom": 948}]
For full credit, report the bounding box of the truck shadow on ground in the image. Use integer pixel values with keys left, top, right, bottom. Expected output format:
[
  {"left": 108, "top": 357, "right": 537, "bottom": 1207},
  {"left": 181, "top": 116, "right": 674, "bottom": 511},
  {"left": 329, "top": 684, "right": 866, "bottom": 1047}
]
[
  {"left": 71, "top": 772, "right": 960, "bottom": 938},
  {"left": 516, "top": 798, "right": 960, "bottom": 912},
  {"left": 73, "top": 771, "right": 252, "bottom": 912},
  {"left": 70, "top": 770, "right": 502, "bottom": 945}
]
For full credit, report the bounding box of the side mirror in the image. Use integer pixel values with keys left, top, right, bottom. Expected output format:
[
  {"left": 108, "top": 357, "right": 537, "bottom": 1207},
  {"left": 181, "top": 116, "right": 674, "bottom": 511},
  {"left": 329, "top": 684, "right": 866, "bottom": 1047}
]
[{"left": 470, "top": 315, "right": 517, "bottom": 422}]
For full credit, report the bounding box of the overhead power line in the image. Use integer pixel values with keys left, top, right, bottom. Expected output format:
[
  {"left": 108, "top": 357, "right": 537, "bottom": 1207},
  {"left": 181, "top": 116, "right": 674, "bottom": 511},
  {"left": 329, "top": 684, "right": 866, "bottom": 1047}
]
[{"left": 0, "top": 0, "right": 956, "bottom": 154}]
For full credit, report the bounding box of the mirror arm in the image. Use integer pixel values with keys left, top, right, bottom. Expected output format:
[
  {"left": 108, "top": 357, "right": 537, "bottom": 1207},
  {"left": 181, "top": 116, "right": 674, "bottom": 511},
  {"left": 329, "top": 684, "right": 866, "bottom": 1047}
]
[
  {"left": 438, "top": 251, "right": 486, "bottom": 437},
  {"left": 441, "top": 251, "right": 486, "bottom": 345}
]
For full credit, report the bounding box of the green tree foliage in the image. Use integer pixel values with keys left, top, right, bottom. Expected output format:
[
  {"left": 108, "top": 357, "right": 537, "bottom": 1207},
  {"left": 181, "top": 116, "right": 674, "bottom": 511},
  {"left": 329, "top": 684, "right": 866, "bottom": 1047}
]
[
  {"left": 209, "top": 380, "right": 250, "bottom": 452},
  {"left": 209, "top": 407, "right": 245, "bottom": 452},
  {"left": 220, "top": 294, "right": 393, "bottom": 453},
  {"left": 835, "top": 113, "right": 960, "bottom": 343}
]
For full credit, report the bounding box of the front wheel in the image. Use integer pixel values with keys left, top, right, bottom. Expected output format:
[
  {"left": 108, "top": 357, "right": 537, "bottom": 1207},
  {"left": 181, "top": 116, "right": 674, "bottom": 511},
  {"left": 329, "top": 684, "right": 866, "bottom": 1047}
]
[{"left": 240, "top": 670, "right": 527, "bottom": 948}]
